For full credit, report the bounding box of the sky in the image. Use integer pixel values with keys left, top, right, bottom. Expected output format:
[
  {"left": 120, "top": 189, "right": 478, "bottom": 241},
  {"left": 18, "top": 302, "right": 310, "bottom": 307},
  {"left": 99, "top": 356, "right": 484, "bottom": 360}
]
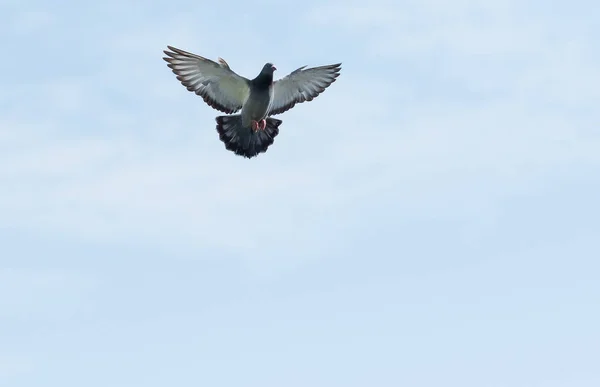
[{"left": 1, "top": 0, "right": 599, "bottom": 386}]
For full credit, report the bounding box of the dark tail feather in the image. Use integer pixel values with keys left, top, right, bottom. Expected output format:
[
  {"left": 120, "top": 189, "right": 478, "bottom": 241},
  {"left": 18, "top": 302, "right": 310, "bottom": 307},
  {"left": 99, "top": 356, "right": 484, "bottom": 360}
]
[{"left": 215, "top": 115, "right": 282, "bottom": 158}]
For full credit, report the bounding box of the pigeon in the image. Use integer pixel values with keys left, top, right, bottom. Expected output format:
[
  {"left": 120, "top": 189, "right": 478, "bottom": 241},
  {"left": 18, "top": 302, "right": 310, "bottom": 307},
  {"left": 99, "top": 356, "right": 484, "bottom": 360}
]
[{"left": 162, "top": 45, "right": 341, "bottom": 158}]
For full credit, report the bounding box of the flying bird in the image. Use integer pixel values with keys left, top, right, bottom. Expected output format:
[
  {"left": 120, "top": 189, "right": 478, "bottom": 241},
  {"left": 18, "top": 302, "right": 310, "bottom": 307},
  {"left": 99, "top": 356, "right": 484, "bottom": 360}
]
[{"left": 162, "top": 46, "right": 341, "bottom": 158}]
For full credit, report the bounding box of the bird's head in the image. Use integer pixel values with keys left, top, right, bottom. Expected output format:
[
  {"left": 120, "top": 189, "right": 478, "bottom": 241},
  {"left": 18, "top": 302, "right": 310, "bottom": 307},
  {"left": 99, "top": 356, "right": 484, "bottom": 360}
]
[
  {"left": 253, "top": 62, "right": 277, "bottom": 86},
  {"left": 262, "top": 62, "right": 277, "bottom": 73}
]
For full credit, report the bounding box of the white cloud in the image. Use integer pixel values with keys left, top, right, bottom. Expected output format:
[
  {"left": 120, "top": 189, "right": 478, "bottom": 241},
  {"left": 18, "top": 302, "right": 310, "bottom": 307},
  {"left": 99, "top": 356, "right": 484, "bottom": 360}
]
[
  {"left": 0, "top": 354, "right": 32, "bottom": 379},
  {"left": 5, "top": 8, "right": 54, "bottom": 36},
  {"left": 0, "top": 268, "right": 97, "bottom": 319}
]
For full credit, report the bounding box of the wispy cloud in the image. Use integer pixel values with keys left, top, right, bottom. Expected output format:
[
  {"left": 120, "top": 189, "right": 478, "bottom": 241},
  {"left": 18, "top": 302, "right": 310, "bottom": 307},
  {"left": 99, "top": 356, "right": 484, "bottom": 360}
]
[
  {"left": 0, "top": 268, "right": 97, "bottom": 319},
  {"left": 2, "top": 0, "right": 598, "bottom": 258},
  {"left": 0, "top": 354, "right": 32, "bottom": 379}
]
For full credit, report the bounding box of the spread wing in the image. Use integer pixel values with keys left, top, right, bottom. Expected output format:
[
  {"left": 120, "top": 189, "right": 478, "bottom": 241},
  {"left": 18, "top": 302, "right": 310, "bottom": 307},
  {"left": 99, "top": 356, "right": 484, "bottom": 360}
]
[
  {"left": 268, "top": 63, "right": 342, "bottom": 116},
  {"left": 163, "top": 46, "right": 251, "bottom": 114}
]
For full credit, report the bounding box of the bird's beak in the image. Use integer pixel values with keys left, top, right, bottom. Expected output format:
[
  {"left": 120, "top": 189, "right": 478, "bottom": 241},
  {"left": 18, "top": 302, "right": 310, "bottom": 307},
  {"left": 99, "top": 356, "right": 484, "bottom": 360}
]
[{"left": 272, "top": 65, "right": 277, "bottom": 71}]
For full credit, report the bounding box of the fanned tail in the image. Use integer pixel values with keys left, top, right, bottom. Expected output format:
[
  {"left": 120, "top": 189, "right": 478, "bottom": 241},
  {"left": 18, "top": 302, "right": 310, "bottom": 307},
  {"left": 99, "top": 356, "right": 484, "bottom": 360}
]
[{"left": 215, "top": 115, "right": 282, "bottom": 158}]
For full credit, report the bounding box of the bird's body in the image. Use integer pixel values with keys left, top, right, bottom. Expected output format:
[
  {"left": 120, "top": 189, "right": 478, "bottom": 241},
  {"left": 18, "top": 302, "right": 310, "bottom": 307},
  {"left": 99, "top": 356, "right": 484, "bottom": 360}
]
[
  {"left": 242, "top": 74, "right": 273, "bottom": 128},
  {"left": 162, "top": 46, "right": 341, "bottom": 158}
]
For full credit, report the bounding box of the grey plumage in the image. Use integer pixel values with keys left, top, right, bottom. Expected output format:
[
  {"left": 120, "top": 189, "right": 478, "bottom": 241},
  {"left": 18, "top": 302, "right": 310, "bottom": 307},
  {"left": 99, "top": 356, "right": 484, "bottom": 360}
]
[{"left": 163, "top": 45, "right": 341, "bottom": 158}]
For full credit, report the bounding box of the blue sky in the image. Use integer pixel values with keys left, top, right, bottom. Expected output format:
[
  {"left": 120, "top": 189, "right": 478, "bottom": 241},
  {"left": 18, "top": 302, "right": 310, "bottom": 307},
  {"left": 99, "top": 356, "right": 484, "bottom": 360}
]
[{"left": 1, "top": 0, "right": 599, "bottom": 386}]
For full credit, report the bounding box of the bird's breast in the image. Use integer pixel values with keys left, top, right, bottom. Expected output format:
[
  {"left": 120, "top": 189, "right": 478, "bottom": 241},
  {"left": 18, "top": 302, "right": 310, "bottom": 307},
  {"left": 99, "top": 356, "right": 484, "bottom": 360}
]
[{"left": 242, "top": 88, "right": 272, "bottom": 123}]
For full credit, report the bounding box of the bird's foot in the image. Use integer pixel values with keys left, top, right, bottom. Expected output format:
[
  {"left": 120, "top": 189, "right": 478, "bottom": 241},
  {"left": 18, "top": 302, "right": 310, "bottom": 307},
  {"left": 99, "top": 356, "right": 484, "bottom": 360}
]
[{"left": 251, "top": 119, "right": 267, "bottom": 132}]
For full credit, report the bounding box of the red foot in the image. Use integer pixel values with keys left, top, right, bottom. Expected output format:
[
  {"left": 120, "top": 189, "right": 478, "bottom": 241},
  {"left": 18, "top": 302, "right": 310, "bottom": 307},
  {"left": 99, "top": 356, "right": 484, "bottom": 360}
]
[{"left": 251, "top": 119, "right": 267, "bottom": 131}]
